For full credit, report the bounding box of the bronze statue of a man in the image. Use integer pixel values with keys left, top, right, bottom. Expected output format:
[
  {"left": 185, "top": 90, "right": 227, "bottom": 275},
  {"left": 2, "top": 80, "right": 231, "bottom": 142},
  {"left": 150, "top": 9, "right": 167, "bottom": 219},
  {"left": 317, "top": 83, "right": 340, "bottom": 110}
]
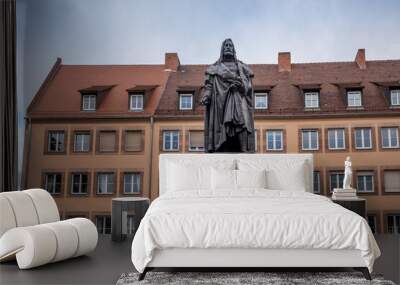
[{"left": 201, "top": 39, "right": 255, "bottom": 152}]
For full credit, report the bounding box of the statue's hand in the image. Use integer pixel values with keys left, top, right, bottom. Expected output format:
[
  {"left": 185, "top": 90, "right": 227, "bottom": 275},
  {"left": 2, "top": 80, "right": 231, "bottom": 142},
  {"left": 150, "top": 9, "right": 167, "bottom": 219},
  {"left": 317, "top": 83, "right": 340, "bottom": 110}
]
[{"left": 232, "top": 79, "right": 245, "bottom": 93}]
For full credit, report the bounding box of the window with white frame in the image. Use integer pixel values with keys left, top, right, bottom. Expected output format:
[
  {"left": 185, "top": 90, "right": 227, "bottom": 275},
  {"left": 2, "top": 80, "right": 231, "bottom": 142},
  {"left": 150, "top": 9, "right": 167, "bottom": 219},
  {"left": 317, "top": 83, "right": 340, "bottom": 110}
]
[
  {"left": 188, "top": 131, "right": 204, "bottom": 151},
  {"left": 266, "top": 130, "right": 283, "bottom": 151},
  {"left": 129, "top": 93, "right": 144, "bottom": 111},
  {"left": 179, "top": 93, "right": 193, "bottom": 110},
  {"left": 386, "top": 214, "right": 400, "bottom": 234},
  {"left": 44, "top": 173, "right": 62, "bottom": 194},
  {"left": 328, "top": 128, "right": 346, "bottom": 150},
  {"left": 390, "top": 89, "right": 400, "bottom": 106},
  {"left": 97, "top": 173, "right": 114, "bottom": 194},
  {"left": 82, "top": 94, "right": 96, "bottom": 111},
  {"left": 163, "top": 130, "right": 179, "bottom": 151},
  {"left": 304, "top": 92, "right": 319, "bottom": 108},
  {"left": 367, "top": 215, "right": 377, "bottom": 234},
  {"left": 71, "top": 173, "right": 88, "bottom": 194},
  {"left": 96, "top": 215, "right": 111, "bottom": 234},
  {"left": 302, "top": 130, "right": 319, "bottom": 150},
  {"left": 47, "top": 131, "right": 65, "bottom": 152},
  {"left": 74, "top": 132, "right": 91, "bottom": 152},
  {"left": 313, "top": 171, "right": 321, "bottom": 194},
  {"left": 357, "top": 171, "right": 374, "bottom": 193},
  {"left": 254, "top": 92, "right": 268, "bottom": 109},
  {"left": 381, "top": 127, "right": 399, "bottom": 148},
  {"left": 329, "top": 172, "right": 344, "bottom": 192},
  {"left": 123, "top": 173, "right": 141, "bottom": 194},
  {"left": 347, "top": 90, "right": 362, "bottom": 107},
  {"left": 354, "top": 128, "right": 372, "bottom": 149}
]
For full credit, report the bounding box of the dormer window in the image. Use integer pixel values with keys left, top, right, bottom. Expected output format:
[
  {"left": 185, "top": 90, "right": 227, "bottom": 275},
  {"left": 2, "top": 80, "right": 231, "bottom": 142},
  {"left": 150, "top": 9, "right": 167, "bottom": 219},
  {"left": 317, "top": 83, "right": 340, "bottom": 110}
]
[
  {"left": 304, "top": 91, "right": 319, "bottom": 108},
  {"left": 82, "top": 94, "right": 96, "bottom": 111},
  {"left": 129, "top": 93, "right": 144, "bottom": 111},
  {"left": 179, "top": 93, "right": 193, "bottom": 110},
  {"left": 254, "top": 92, "right": 268, "bottom": 109},
  {"left": 347, "top": 90, "right": 362, "bottom": 107},
  {"left": 390, "top": 89, "right": 400, "bottom": 106}
]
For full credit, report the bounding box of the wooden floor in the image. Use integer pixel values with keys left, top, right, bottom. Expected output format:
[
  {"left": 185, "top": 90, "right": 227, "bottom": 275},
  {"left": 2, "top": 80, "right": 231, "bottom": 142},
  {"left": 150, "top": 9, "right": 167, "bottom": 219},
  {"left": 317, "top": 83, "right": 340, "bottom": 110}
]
[{"left": 0, "top": 235, "right": 398, "bottom": 285}]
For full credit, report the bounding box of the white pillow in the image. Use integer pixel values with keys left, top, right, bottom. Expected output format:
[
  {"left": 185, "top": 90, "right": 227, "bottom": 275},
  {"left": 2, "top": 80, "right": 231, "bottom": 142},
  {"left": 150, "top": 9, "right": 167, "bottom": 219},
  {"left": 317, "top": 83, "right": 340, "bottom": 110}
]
[
  {"left": 236, "top": 169, "right": 267, "bottom": 189},
  {"left": 166, "top": 160, "right": 236, "bottom": 192},
  {"left": 266, "top": 163, "right": 306, "bottom": 191},
  {"left": 211, "top": 168, "right": 237, "bottom": 191},
  {"left": 237, "top": 159, "right": 307, "bottom": 191},
  {"left": 167, "top": 163, "right": 210, "bottom": 191}
]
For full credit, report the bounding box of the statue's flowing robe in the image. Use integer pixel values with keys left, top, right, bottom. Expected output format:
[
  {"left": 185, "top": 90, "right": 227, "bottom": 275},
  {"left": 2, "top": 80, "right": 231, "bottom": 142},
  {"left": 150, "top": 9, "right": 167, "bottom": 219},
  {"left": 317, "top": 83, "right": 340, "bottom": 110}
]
[{"left": 203, "top": 61, "right": 255, "bottom": 152}]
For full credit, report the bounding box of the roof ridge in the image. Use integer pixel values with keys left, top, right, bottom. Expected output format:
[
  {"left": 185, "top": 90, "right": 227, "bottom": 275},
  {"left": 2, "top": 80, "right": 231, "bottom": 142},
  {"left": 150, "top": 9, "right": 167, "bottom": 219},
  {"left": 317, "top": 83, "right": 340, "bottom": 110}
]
[
  {"left": 60, "top": 64, "right": 165, "bottom": 67},
  {"left": 180, "top": 59, "right": 400, "bottom": 67},
  {"left": 365, "top": 59, "right": 400, "bottom": 63},
  {"left": 292, "top": 59, "right": 400, "bottom": 65},
  {"left": 58, "top": 59, "right": 400, "bottom": 68}
]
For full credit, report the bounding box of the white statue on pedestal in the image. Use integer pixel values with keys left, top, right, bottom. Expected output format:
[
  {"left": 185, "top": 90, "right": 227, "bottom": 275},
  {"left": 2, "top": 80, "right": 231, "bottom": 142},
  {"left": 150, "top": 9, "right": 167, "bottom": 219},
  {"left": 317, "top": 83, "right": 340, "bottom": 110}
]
[{"left": 342, "top": 156, "right": 352, "bottom": 190}]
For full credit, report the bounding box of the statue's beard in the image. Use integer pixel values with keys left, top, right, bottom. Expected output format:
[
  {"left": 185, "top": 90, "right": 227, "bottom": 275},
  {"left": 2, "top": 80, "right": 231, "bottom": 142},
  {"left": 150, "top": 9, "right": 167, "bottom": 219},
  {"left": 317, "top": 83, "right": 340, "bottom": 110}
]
[{"left": 222, "top": 52, "right": 235, "bottom": 62}]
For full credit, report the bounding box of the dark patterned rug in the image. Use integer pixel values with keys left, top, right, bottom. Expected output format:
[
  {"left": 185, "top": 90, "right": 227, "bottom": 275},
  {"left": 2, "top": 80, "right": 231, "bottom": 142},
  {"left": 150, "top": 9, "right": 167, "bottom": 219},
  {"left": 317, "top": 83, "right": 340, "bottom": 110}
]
[{"left": 116, "top": 271, "right": 396, "bottom": 285}]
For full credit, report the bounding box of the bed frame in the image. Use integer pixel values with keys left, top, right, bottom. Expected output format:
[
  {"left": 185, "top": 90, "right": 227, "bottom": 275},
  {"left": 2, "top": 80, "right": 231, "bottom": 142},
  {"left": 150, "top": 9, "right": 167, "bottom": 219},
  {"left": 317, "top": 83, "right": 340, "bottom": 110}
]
[
  {"left": 138, "top": 154, "right": 372, "bottom": 281},
  {"left": 140, "top": 249, "right": 371, "bottom": 280}
]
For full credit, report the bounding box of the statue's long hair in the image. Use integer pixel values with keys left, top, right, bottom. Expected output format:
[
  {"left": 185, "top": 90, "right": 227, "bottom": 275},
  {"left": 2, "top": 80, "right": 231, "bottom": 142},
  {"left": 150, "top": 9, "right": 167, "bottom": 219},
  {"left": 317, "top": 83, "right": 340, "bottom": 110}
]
[{"left": 217, "top": 38, "right": 237, "bottom": 64}]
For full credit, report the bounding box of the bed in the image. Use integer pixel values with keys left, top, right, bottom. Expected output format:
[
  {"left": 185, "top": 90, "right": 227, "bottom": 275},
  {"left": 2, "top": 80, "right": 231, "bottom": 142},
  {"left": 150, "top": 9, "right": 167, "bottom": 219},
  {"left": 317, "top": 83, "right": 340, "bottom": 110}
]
[{"left": 131, "top": 153, "right": 380, "bottom": 280}]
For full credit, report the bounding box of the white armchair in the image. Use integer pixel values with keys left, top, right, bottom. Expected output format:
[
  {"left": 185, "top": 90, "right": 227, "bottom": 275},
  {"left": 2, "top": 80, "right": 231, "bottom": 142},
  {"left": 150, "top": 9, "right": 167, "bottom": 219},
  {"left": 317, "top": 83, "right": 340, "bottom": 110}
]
[{"left": 0, "top": 189, "right": 98, "bottom": 269}]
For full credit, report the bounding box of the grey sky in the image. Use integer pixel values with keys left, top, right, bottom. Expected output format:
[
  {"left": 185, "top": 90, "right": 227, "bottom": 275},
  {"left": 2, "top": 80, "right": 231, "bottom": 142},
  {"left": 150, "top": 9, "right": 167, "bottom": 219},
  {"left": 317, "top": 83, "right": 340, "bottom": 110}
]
[{"left": 16, "top": 0, "right": 400, "bottom": 183}]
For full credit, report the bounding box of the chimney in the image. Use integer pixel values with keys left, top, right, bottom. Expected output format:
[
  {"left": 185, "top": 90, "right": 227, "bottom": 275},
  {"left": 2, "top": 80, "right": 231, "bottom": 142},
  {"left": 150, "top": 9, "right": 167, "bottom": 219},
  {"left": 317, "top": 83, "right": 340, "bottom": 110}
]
[
  {"left": 355, "top": 49, "right": 366, "bottom": 69},
  {"left": 165, "top": 52, "right": 180, "bottom": 71},
  {"left": 278, "top": 52, "right": 291, "bottom": 72}
]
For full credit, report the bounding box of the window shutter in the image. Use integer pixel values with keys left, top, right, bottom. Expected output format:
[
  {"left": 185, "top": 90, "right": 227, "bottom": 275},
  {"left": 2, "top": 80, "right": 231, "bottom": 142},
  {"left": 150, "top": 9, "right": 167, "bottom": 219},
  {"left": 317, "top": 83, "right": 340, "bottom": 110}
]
[
  {"left": 190, "top": 131, "right": 204, "bottom": 148},
  {"left": 99, "top": 132, "right": 116, "bottom": 152},
  {"left": 125, "top": 131, "right": 142, "bottom": 151},
  {"left": 384, "top": 171, "right": 400, "bottom": 192}
]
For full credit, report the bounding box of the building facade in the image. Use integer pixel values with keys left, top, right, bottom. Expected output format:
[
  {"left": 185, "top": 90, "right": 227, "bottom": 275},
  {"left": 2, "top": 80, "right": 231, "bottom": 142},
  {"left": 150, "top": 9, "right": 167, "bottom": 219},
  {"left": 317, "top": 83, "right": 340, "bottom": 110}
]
[{"left": 23, "top": 50, "right": 400, "bottom": 234}]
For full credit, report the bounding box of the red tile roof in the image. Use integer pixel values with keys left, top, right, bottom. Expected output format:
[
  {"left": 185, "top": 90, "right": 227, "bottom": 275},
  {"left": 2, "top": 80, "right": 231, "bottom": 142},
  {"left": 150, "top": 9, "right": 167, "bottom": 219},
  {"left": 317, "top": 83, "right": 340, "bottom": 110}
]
[
  {"left": 27, "top": 55, "right": 400, "bottom": 120},
  {"left": 27, "top": 59, "right": 169, "bottom": 119},
  {"left": 155, "top": 60, "right": 400, "bottom": 118}
]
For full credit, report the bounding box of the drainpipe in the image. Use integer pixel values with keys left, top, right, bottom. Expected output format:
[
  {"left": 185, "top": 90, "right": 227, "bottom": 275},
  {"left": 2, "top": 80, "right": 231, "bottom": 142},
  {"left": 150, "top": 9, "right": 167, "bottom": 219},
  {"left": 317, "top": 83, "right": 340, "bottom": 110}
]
[{"left": 147, "top": 115, "right": 154, "bottom": 200}]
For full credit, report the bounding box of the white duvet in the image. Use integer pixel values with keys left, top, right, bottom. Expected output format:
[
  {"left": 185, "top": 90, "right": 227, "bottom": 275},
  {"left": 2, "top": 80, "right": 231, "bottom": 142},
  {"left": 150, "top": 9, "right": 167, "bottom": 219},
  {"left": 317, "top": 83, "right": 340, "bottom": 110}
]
[{"left": 131, "top": 190, "right": 380, "bottom": 273}]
